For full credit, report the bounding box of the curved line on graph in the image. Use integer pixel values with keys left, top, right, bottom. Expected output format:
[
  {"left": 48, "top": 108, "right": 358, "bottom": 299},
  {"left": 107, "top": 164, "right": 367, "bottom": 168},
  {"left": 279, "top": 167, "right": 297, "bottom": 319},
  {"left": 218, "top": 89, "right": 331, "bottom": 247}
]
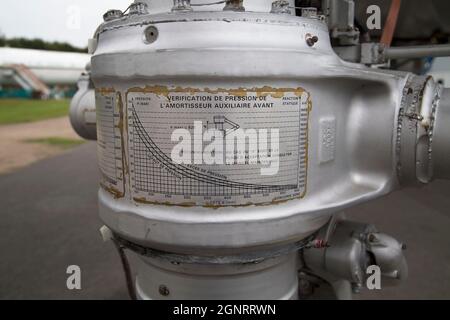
[{"left": 131, "top": 105, "right": 296, "bottom": 192}]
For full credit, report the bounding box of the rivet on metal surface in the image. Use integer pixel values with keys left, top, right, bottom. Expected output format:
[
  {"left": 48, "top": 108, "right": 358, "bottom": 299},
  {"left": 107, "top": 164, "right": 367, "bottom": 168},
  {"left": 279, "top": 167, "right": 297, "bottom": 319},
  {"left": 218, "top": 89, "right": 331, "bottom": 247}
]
[
  {"left": 129, "top": 2, "right": 149, "bottom": 15},
  {"left": 103, "top": 9, "right": 123, "bottom": 22},
  {"left": 270, "top": 0, "right": 291, "bottom": 14},
  {"left": 172, "top": 0, "right": 193, "bottom": 12},
  {"left": 306, "top": 35, "right": 319, "bottom": 47},
  {"left": 223, "top": 0, "right": 245, "bottom": 12},
  {"left": 159, "top": 285, "right": 170, "bottom": 296},
  {"left": 144, "top": 26, "right": 159, "bottom": 44}
]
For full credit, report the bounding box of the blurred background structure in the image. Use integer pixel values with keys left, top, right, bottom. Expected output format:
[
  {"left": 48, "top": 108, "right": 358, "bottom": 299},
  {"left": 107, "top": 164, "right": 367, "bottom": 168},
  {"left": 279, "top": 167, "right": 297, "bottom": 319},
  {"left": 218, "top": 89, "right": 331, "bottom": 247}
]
[{"left": 0, "top": 47, "right": 89, "bottom": 99}]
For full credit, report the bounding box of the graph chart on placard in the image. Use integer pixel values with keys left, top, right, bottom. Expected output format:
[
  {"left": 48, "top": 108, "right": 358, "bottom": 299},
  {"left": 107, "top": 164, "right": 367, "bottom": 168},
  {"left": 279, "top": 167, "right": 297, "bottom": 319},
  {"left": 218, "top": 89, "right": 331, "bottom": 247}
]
[{"left": 127, "top": 88, "right": 309, "bottom": 205}]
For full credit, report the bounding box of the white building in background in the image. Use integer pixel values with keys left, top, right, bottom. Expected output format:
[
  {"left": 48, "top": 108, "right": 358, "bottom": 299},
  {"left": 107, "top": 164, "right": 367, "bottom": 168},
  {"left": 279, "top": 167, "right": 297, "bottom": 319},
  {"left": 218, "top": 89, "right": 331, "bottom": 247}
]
[{"left": 0, "top": 47, "right": 90, "bottom": 98}]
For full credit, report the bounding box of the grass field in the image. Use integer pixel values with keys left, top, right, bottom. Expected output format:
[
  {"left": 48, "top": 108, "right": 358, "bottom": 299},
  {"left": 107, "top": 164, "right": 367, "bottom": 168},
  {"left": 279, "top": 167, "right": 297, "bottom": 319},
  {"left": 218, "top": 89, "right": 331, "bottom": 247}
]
[
  {"left": 0, "top": 99, "right": 70, "bottom": 125},
  {"left": 25, "top": 137, "right": 85, "bottom": 150}
]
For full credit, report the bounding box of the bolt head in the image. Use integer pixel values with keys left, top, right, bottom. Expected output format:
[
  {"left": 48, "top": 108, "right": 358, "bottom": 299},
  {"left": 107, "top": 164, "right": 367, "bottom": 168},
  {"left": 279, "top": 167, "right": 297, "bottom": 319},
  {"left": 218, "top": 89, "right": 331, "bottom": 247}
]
[
  {"left": 306, "top": 35, "right": 319, "bottom": 47},
  {"left": 103, "top": 9, "right": 123, "bottom": 22},
  {"left": 159, "top": 285, "right": 170, "bottom": 296}
]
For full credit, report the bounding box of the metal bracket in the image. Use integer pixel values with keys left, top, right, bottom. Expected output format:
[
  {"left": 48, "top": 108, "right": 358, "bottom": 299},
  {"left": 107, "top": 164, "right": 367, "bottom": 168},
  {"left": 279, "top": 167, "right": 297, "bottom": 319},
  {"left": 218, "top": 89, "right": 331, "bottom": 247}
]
[{"left": 301, "top": 218, "right": 407, "bottom": 299}]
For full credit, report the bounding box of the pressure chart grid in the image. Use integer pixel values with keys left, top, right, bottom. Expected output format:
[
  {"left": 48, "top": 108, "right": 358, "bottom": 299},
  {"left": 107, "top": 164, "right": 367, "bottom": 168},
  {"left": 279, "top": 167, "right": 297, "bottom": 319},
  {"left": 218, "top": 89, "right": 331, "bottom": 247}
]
[{"left": 127, "top": 88, "right": 309, "bottom": 206}]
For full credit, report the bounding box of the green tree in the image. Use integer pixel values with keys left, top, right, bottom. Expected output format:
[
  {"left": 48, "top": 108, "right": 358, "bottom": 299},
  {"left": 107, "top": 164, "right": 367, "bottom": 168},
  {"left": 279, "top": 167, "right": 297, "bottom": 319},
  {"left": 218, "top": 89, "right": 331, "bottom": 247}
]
[
  {"left": 0, "top": 29, "right": 5, "bottom": 47},
  {"left": 0, "top": 37, "right": 87, "bottom": 53}
]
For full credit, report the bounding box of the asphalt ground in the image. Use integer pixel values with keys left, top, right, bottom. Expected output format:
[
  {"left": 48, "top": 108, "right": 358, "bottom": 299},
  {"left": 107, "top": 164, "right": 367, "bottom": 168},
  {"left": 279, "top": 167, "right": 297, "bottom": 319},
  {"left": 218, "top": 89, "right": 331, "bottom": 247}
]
[{"left": 1, "top": 142, "right": 449, "bottom": 299}]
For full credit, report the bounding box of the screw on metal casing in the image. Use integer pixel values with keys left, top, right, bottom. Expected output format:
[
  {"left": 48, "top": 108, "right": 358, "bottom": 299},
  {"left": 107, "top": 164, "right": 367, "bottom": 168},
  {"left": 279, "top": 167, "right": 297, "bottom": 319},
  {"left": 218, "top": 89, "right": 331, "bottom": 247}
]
[
  {"left": 159, "top": 285, "right": 170, "bottom": 296},
  {"left": 144, "top": 26, "right": 159, "bottom": 44},
  {"left": 306, "top": 35, "right": 319, "bottom": 47}
]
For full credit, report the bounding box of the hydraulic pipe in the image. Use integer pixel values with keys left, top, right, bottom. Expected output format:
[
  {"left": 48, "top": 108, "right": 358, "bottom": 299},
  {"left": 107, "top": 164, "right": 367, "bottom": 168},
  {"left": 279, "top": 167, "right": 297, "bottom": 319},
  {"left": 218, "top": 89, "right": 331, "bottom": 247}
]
[{"left": 385, "top": 44, "right": 450, "bottom": 59}]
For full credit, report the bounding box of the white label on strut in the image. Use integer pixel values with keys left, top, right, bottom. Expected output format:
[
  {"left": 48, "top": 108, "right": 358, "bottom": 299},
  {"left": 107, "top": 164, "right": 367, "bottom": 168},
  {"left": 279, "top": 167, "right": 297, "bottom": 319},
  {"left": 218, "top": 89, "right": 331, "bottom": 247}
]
[
  {"left": 96, "top": 89, "right": 126, "bottom": 198},
  {"left": 126, "top": 87, "right": 310, "bottom": 207}
]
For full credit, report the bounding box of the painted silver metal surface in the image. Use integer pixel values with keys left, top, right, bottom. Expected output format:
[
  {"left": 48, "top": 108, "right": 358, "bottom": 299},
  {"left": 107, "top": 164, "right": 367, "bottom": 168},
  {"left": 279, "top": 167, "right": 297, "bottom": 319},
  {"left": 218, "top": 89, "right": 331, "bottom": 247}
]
[
  {"left": 91, "top": 9, "right": 411, "bottom": 252},
  {"left": 366, "top": 232, "right": 408, "bottom": 287},
  {"left": 68, "top": 0, "right": 450, "bottom": 300},
  {"left": 135, "top": 251, "right": 299, "bottom": 300}
]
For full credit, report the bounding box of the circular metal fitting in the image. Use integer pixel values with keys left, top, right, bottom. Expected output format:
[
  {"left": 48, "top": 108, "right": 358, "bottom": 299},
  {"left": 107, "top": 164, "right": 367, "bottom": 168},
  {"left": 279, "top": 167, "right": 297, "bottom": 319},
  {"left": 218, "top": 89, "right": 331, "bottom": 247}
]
[
  {"left": 103, "top": 9, "right": 123, "bottom": 22},
  {"left": 129, "top": 2, "right": 149, "bottom": 15},
  {"left": 143, "top": 26, "right": 159, "bottom": 44}
]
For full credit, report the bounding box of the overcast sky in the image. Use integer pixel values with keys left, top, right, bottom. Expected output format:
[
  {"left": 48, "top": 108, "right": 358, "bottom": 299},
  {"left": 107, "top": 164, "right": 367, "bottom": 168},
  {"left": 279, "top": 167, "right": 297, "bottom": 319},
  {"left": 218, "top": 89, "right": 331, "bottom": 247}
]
[{"left": 0, "top": 0, "right": 128, "bottom": 48}]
